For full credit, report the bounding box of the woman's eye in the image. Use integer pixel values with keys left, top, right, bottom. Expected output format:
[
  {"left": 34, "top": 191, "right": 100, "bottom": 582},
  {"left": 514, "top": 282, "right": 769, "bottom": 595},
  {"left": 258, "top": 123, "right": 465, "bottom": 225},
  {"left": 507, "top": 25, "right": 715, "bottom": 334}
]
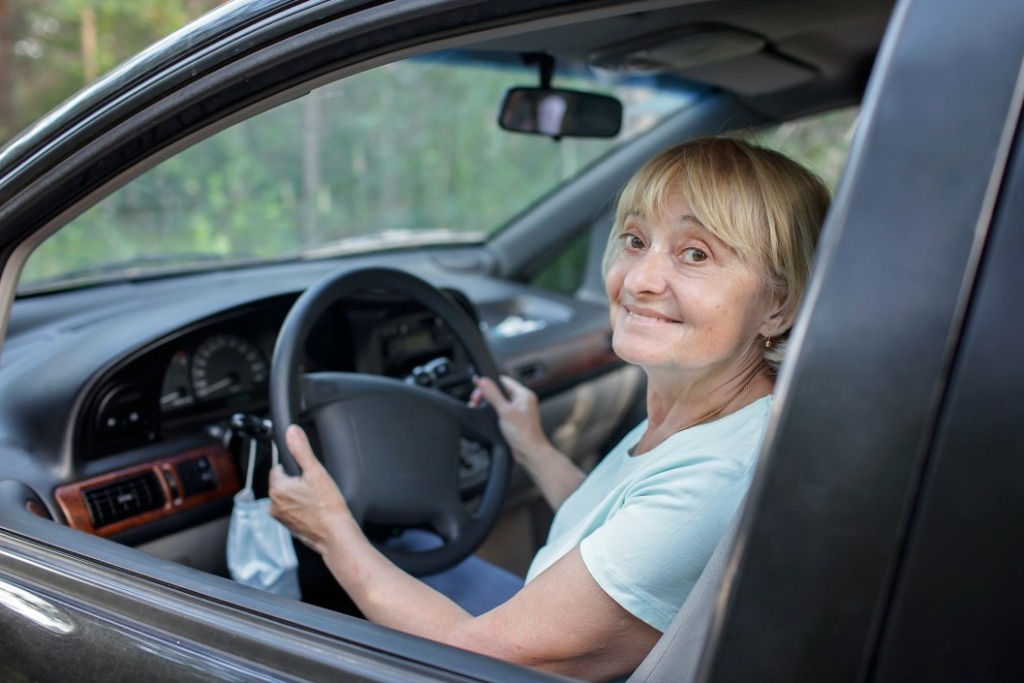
[
  {"left": 623, "top": 234, "right": 645, "bottom": 249},
  {"left": 682, "top": 247, "right": 708, "bottom": 263}
]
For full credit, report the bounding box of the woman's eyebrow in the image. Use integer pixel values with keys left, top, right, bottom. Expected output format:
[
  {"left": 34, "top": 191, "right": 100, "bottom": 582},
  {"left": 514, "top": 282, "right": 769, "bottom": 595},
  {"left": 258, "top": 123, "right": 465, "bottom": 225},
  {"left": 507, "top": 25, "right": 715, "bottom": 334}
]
[
  {"left": 675, "top": 213, "right": 730, "bottom": 251},
  {"left": 675, "top": 213, "right": 706, "bottom": 229}
]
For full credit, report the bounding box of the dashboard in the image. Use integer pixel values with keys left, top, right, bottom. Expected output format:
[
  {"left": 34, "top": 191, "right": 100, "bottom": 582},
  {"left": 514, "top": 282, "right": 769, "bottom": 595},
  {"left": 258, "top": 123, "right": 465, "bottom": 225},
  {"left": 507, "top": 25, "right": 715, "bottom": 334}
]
[
  {"left": 0, "top": 259, "right": 625, "bottom": 547},
  {"left": 84, "top": 299, "right": 290, "bottom": 457},
  {"left": 41, "top": 291, "right": 485, "bottom": 540},
  {"left": 80, "top": 292, "right": 479, "bottom": 460}
]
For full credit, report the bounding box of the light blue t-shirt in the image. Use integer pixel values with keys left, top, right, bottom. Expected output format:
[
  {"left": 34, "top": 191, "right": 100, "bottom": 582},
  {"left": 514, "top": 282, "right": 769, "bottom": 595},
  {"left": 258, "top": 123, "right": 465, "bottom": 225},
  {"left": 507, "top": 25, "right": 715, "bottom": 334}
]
[{"left": 524, "top": 395, "right": 772, "bottom": 632}]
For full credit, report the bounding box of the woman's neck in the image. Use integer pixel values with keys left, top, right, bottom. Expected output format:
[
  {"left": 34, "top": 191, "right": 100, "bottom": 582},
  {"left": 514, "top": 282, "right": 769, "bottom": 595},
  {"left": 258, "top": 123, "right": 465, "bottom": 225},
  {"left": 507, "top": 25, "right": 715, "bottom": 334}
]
[{"left": 635, "top": 361, "right": 772, "bottom": 455}]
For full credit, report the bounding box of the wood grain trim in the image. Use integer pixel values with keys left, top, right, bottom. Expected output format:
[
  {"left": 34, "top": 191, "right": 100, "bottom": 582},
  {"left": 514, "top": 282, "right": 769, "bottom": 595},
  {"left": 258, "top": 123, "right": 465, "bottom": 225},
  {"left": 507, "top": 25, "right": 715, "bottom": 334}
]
[{"left": 54, "top": 444, "right": 241, "bottom": 537}]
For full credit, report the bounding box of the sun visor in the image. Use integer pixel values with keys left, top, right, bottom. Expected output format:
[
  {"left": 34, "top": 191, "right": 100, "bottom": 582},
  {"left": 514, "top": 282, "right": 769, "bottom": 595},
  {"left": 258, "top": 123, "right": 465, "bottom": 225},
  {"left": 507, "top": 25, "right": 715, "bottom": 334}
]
[
  {"left": 678, "top": 51, "right": 818, "bottom": 95},
  {"left": 590, "top": 24, "right": 817, "bottom": 96}
]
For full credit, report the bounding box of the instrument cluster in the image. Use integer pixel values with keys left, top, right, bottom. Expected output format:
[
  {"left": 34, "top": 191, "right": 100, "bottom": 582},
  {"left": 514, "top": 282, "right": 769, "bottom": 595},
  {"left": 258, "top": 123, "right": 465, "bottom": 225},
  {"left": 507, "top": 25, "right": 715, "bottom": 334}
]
[
  {"left": 80, "top": 293, "right": 475, "bottom": 459},
  {"left": 159, "top": 332, "right": 270, "bottom": 414},
  {"left": 80, "top": 301, "right": 291, "bottom": 458}
]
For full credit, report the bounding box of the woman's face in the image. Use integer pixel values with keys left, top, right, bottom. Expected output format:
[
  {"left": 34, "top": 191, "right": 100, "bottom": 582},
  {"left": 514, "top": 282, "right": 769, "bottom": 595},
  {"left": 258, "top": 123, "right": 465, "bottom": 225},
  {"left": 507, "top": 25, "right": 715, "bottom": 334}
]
[{"left": 605, "top": 193, "right": 778, "bottom": 382}]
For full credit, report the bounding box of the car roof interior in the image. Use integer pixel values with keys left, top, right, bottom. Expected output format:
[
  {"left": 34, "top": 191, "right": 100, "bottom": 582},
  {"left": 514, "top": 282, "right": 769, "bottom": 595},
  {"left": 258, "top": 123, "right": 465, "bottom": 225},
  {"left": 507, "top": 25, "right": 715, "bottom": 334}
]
[{"left": 462, "top": 0, "right": 892, "bottom": 117}]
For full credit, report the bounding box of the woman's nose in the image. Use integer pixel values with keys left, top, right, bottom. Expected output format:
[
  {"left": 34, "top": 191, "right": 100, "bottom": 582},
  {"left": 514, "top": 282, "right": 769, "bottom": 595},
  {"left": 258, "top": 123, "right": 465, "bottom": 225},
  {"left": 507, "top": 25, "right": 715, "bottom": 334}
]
[{"left": 623, "top": 249, "right": 671, "bottom": 295}]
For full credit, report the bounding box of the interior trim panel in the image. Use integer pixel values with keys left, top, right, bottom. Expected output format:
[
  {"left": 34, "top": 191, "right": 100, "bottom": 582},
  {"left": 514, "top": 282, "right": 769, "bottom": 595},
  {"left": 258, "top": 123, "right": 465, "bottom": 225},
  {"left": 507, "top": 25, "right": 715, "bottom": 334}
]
[{"left": 54, "top": 443, "right": 239, "bottom": 536}]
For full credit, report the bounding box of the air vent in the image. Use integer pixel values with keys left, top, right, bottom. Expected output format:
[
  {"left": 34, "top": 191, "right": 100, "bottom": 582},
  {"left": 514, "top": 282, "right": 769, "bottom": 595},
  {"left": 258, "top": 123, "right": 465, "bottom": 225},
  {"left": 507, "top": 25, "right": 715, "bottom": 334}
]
[{"left": 83, "top": 470, "right": 165, "bottom": 528}]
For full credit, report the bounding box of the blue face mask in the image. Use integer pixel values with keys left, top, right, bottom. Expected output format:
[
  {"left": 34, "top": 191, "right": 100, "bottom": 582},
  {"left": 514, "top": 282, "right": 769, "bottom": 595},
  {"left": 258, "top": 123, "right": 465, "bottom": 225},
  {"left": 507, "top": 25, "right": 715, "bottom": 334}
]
[{"left": 227, "top": 438, "right": 301, "bottom": 599}]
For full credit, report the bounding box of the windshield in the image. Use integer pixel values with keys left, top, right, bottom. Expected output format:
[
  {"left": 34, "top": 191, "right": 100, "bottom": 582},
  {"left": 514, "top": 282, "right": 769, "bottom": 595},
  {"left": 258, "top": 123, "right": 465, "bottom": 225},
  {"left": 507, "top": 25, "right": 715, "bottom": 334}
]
[{"left": 19, "top": 53, "right": 693, "bottom": 293}]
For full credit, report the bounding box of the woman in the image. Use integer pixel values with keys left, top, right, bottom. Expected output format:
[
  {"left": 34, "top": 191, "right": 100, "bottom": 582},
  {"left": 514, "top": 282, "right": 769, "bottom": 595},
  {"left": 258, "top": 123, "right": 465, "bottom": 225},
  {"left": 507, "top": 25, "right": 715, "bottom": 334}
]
[{"left": 269, "top": 137, "right": 830, "bottom": 681}]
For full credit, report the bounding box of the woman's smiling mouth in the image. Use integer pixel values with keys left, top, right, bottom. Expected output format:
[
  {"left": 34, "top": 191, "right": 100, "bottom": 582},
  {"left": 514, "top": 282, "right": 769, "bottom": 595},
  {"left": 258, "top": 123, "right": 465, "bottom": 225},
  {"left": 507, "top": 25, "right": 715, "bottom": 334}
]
[{"left": 624, "top": 305, "right": 680, "bottom": 324}]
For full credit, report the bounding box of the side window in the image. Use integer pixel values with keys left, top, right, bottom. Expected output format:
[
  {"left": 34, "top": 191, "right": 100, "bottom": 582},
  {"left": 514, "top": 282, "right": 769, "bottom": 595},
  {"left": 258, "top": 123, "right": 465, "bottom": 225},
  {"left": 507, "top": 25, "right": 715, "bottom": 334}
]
[
  {"left": 527, "top": 106, "right": 858, "bottom": 298},
  {"left": 19, "top": 55, "right": 688, "bottom": 295},
  {"left": 528, "top": 231, "right": 591, "bottom": 295},
  {"left": 752, "top": 106, "right": 859, "bottom": 190}
]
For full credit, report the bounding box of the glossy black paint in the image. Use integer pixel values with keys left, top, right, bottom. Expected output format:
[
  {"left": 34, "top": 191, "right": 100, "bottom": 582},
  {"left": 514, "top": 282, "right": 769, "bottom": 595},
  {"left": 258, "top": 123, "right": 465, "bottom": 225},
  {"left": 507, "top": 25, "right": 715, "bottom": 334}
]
[{"left": 870, "top": 102, "right": 1024, "bottom": 683}]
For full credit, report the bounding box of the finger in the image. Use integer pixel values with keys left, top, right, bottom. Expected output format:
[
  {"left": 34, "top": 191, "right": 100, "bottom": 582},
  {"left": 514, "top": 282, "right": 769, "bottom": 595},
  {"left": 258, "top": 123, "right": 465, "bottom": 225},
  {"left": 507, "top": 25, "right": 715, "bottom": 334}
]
[
  {"left": 268, "top": 463, "right": 288, "bottom": 488},
  {"left": 498, "top": 374, "right": 530, "bottom": 397},
  {"left": 285, "top": 424, "right": 323, "bottom": 474},
  {"left": 268, "top": 466, "right": 300, "bottom": 506},
  {"left": 473, "top": 376, "right": 507, "bottom": 406}
]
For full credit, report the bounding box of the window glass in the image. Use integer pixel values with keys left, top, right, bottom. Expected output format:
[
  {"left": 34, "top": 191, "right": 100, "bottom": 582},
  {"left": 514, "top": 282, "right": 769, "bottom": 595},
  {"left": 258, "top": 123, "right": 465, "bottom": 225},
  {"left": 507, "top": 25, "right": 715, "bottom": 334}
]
[
  {"left": 752, "top": 106, "right": 859, "bottom": 190},
  {"left": 529, "top": 106, "right": 859, "bottom": 297},
  {"left": 529, "top": 231, "right": 591, "bottom": 295},
  {"left": 20, "top": 55, "right": 692, "bottom": 293}
]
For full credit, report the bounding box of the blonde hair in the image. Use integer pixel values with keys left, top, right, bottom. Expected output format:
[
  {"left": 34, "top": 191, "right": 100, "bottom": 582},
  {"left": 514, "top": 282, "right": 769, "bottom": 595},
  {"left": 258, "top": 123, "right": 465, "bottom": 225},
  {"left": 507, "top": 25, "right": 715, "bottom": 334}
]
[{"left": 603, "top": 137, "right": 830, "bottom": 369}]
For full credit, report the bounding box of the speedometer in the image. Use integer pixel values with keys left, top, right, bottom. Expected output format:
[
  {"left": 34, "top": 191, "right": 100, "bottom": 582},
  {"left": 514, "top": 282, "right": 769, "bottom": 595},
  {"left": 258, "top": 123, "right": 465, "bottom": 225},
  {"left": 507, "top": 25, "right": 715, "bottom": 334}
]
[{"left": 190, "top": 333, "right": 268, "bottom": 402}]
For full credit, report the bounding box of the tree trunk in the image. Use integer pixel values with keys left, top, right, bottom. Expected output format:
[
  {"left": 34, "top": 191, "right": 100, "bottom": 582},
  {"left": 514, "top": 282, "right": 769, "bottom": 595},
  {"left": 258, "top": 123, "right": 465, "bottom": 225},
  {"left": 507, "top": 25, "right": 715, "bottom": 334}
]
[
  {"left": 0, "top": 0, "right": 14, "bottom": 140},
  {"left": 302, "top": 89, "right": 323, "bottom": 247},
  {"left": 80, "top": 6, "right": 98, "bottom": 84}
]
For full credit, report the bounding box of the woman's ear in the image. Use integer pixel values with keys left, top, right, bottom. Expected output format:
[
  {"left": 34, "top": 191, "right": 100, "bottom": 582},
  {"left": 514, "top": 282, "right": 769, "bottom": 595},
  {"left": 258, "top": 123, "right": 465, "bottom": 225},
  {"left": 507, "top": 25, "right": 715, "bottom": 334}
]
[{"left": 760, "top": 300, "right": 796, "bottom": 339}]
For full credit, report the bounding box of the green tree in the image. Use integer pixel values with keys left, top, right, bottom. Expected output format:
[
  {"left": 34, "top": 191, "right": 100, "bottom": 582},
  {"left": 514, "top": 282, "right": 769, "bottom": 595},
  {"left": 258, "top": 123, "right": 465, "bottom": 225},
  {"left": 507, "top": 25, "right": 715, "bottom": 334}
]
[{"left": 0, "top": 0, "right": 223, "bottom": 144}]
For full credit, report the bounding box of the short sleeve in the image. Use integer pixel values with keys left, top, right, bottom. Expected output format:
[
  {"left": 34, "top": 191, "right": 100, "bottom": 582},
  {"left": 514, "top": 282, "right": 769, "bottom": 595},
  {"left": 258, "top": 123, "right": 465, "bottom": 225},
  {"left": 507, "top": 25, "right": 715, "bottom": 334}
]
[{"left": 579, "top": 461, "right": 751, "bottom": 632}]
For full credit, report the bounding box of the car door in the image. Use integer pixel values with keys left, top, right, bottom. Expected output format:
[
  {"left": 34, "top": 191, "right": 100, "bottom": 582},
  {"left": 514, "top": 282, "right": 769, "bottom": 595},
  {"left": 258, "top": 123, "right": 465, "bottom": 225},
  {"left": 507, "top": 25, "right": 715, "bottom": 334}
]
[{"left": 0, "top": 502, "right": 542, "bottom": 681}]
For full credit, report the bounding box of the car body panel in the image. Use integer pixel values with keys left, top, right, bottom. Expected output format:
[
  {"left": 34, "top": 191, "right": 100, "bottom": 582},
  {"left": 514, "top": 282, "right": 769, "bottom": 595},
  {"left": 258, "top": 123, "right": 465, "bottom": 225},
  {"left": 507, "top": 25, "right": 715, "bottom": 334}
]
[
  {"left": 871, "top": 106, "right": 1024, "bottom": 683},
  {"left": 0, "top": 481, "right": 557, "bottom": 681}
]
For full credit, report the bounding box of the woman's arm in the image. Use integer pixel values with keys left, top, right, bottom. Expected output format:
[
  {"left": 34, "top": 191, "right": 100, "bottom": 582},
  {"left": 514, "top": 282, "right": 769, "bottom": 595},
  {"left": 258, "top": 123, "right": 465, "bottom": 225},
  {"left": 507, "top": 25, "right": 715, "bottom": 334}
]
[
  {"left": 471, "top": 375, "right": 584, "bottom": 510},
  {"left": 269, "top": 425, "right": 658, "bottom": 682}
]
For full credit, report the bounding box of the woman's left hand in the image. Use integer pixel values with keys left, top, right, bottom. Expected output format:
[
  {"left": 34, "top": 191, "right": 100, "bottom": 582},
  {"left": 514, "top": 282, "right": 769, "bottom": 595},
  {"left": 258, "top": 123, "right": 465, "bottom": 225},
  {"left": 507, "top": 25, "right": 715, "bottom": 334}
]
[
  {"left": 268, "top": 424, "right": 354, "bottom": 555},
  {"left": 470, "top": 375, "right": 549, "bottom": 464}
]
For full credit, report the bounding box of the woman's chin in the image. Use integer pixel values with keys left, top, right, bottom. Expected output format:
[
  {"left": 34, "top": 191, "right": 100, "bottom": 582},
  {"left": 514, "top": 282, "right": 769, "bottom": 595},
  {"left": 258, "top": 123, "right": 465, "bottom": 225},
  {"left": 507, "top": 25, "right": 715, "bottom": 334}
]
[{"left": 611, "top": 338, "right": 678, "bottom": 368}]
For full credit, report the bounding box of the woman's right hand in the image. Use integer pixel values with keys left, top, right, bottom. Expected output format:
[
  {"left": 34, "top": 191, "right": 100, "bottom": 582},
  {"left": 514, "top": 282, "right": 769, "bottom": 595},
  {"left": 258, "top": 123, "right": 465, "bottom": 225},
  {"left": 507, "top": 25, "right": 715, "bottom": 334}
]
[
  {"left": 269, "top": 424, "right": 356, "bottom": 555},
  {"left": 470, "top": 375, "right": 548, "bottom": 466}
]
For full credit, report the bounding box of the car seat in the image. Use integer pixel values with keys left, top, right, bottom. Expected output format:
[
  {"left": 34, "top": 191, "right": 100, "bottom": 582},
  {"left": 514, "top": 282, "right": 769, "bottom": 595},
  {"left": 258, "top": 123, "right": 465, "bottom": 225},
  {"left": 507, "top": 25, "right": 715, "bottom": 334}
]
[{"left": 627, "top": 501, "right": 746, "bottom": 683}]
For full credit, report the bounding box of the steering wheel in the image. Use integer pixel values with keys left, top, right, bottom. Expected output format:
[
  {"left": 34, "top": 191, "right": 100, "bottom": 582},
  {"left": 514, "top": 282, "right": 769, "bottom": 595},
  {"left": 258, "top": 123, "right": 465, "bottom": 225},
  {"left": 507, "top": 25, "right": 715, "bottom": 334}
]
[{"left": 269, "top": 267, "right": 511, "bottom": 576}]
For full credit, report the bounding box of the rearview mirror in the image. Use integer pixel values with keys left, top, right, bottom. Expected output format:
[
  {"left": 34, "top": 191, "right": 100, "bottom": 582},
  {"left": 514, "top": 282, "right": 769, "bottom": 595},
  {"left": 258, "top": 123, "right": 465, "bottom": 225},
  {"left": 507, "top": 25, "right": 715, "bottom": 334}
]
[{"left": 498, "top": 87, "right": 623, "bottom": 139}]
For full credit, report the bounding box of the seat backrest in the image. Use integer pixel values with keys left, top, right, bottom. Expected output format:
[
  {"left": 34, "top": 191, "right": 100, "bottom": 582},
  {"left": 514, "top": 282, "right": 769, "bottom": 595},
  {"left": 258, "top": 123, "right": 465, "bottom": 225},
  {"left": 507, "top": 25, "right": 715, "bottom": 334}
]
[{"left": 627, "top": 501, "right": 745, "bottom": 683}]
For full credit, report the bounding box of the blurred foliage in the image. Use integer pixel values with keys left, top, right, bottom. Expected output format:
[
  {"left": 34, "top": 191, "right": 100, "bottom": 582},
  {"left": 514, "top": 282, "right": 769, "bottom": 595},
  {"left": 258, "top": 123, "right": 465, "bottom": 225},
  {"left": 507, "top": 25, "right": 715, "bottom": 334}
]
[
  {"left": 21, "top": 59, "right": 686, "bottom": 287},
  {"left": 0, "top": 0, "right": 223, "bottom": 143},
  {"left": 7, "top": 2, "right": 858, "bottom": 295},
  {"left": 752, "top": 107, "right": 859, "bottom": 190}
]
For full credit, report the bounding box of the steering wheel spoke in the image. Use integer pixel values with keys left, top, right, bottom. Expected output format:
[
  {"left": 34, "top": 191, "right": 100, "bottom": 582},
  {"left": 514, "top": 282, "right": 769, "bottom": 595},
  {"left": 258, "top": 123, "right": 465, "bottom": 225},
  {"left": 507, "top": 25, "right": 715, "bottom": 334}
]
[{"left": 300, "top": 371, "right": 465, "bottom": 415}]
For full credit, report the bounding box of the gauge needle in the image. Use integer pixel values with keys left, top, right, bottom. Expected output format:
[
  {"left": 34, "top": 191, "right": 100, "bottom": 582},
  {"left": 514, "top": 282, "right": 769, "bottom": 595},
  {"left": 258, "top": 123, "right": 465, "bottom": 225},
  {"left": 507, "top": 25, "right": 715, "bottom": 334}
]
[
  {"left": 160, "top": 389, "right": 185, "bottom": 406},
  {"left": 196, "top": 375, "right": 236, "bottom": 398}
]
